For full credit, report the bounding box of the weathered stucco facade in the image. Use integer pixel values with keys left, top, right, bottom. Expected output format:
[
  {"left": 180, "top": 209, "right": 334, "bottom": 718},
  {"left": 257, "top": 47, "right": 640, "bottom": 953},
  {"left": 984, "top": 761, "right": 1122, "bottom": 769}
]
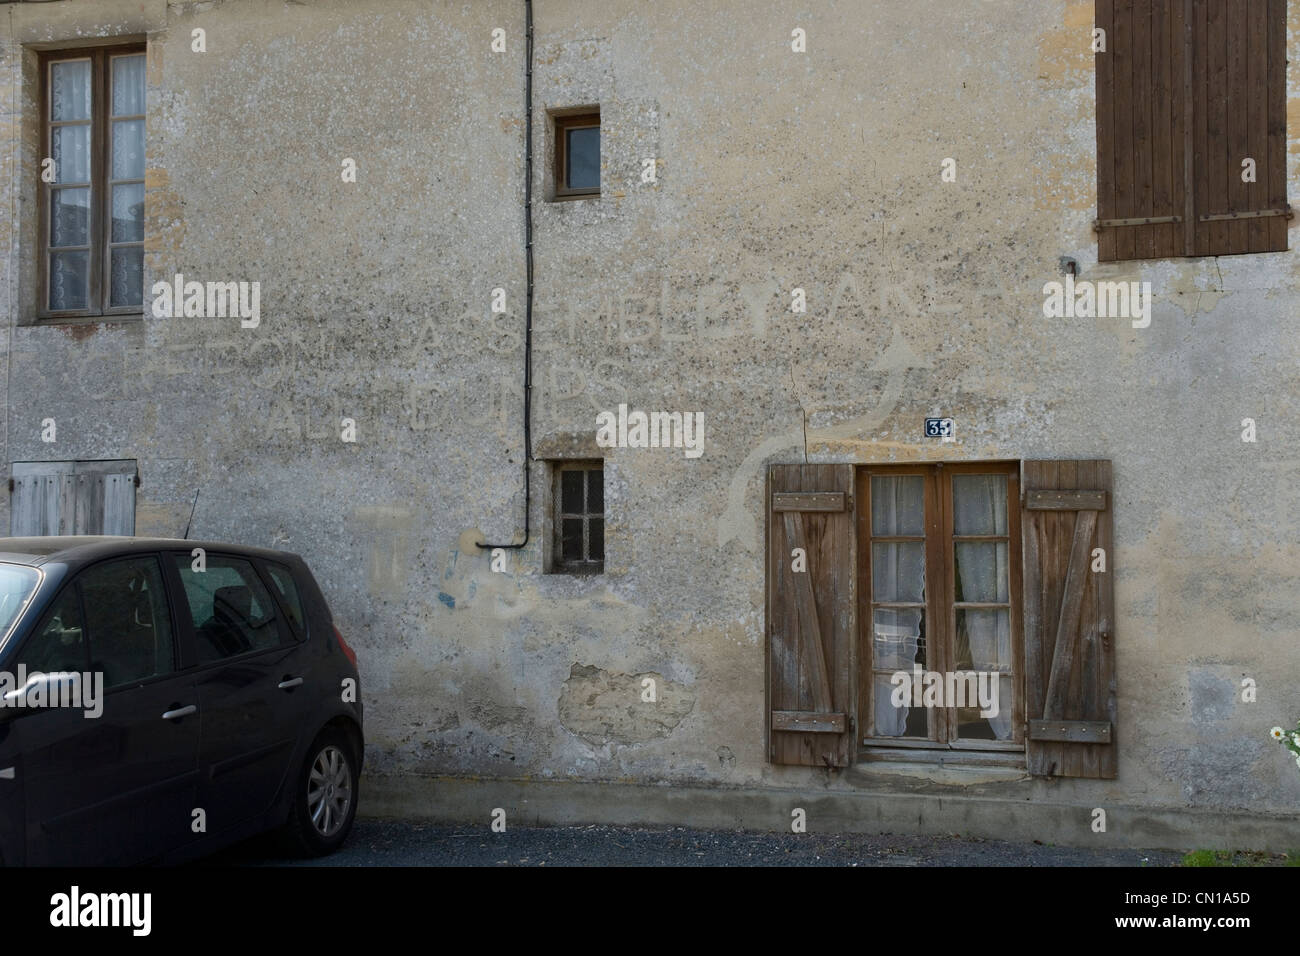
[{"left": 3, "top": 0, "right": 1300, "bottom": 848}]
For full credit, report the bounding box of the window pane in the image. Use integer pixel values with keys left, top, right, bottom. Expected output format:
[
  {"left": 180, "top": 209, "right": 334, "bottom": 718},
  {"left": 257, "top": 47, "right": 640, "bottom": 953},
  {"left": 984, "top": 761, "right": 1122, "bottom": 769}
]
[
  {"left": 49, "top": 250, "right": 89, "bottom": 310},
  {"left": 588, "top": 518, "right": 604, "bottom": 561},
  {"left": 873, "top": 673, "right": 930, "bottom": 738},
  {"left": 79, "top": 557, "right": 174, "bottom": 688},
  {"left": 109, "top": 246, "right": 144, "bottom": 308},
  {"left": 872, "top": 608, "right": 924, "bottom": 670},
  {"left": 52, "top": 125, "right": 90, "bottom": 183},
  {"left": 560, "top": 470, "right": 583, "bottom": 514},
  {"left": 51, "top": 187, "right": 90, "bottom": 247},
  {"left": 954, "top": 609, "right": 1013, "bottom": 742},
  {"left": 586, "top": 467, "right": 603, "bottom": 513},
  {"left": 265, "top": 563, "right": 306, "bottom": 634},
  {"left": 50, "top": 60, "right": 91, "bottom": 121},
  {"left": 112, "top": 118, "right": 145, "bottom": 180},
  {"left": 952, "top": 474, "right": 1008, "bottom": 535},
  {"left": 172, "top": 554, "right": 289, "bottom": 663},
  {"left": 953, "top": 541, "right": 1008, "bottom": 603},
  {"left": 111, "top": 182, "right": 144, "bottom": 242},
  {"left": 872, "top": 608, "right": 927, "bottom": 738},
  {"left": 871, "top": 475, "right": 924, "bottom": 535},
  {"left": 561, "top": 518, "right": 583, "bottom": 562},
  {"left": 952, "top": 666, "right": 1013, "bottom": 742},
  {"left": 18, "top": 586, "right": 86, "bottom": 674},
  {"left": 954, "top": 608, "right": 1011, "bottom": 671},
  {"left": 111, "top": 54, "right": 146, "bottom": 116},
  {"left": 0, "top": 564, "right": 40, "bottom": 637},
  {"left": 871, "top": 541, "right": 924, "bottom": 602},
  {"left": 565, "top": 126, "right": 599, "bottom": 189}
]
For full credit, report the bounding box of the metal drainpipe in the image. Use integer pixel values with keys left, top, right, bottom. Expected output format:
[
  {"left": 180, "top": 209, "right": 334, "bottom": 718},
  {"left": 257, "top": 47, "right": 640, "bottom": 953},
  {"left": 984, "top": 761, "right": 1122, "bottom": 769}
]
[{"left": 477, "top": 0, "right": 535, "bottom": 551}]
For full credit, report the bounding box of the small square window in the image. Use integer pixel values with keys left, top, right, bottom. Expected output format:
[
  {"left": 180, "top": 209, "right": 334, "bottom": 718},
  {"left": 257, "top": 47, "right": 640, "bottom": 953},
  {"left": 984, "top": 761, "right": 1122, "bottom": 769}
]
[
  {"left": 550, "top": 461, "right": 603, "bottom": 573},
  {"left": 553, "top": 111, "right": 600, "bottom": 199}
]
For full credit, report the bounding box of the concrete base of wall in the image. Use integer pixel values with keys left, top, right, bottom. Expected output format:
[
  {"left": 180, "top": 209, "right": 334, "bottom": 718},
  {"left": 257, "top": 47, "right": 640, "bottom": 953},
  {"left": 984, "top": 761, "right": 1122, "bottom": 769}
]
[{"left": 359, "top": 772, "right": 1300, "bottom": 853}]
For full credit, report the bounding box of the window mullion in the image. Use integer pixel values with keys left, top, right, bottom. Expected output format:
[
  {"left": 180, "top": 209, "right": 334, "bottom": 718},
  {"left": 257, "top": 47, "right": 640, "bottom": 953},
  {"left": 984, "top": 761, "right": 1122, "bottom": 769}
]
[
  {"left": 91, "top": 49, "right": 107, "bottom": 315},
  {"left": 925, "top": 466, "right": 947, "bottom": 744}
]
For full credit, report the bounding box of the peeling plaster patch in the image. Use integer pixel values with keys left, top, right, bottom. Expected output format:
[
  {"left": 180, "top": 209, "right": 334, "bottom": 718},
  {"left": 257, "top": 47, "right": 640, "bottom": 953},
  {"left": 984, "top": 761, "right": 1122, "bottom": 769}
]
[
  {"left": 557, "top": 663, "right": 695, "bottom": 746},
  {"left": 1036, "top": 0, "right": 1094, "bottom": 87},
  {"left": 1289, "top": 98, "right": 1300, "bottom": 157},
  {"left": 1188, "top": 669, "right": 1235, "bottom": 724},
  {"left": 1180, "top": 736, "right": 1272, "bottom": 807}
]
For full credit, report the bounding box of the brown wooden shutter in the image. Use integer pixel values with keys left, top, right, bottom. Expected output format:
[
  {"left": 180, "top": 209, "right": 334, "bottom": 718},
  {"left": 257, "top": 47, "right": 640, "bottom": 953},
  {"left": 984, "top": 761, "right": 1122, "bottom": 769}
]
[
  {"left": 766, "top": 464, "right": 855, "bottom": 767},
  {"left": 1096, "top": 0, "right": 1189, "bottom": 261},
  {"left": 1097, "top": 0, "right": 1287, "bottom": 261},
  {"left": 1191, "top": 0, "right": 1289, "bottom": 255},
  {"left": 1021, "top": 461, "right": 1116, "bottom": 778}
]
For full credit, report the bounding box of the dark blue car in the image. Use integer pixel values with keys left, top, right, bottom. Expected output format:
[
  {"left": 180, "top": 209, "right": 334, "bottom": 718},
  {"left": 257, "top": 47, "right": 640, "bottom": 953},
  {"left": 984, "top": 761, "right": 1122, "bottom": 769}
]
[{"left": 0, "top": 537, "right": 362, "bottom": 865}]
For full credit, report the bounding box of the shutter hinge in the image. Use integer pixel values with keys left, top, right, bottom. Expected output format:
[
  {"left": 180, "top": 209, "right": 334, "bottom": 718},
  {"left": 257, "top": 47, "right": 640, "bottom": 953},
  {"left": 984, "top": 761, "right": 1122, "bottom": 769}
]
[
  {"left": 1093, "top": 214, "right": 1182, "bottom": 231},
  {"left": 1198, "top": 205, "right": 1293, "bottom": 223}
]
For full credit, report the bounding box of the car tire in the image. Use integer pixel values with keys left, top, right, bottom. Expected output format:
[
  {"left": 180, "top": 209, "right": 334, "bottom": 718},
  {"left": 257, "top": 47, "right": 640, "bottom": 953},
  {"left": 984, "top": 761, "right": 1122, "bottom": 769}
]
[{"left": 282, "top": 727, "right": 359, "bottom": 857}]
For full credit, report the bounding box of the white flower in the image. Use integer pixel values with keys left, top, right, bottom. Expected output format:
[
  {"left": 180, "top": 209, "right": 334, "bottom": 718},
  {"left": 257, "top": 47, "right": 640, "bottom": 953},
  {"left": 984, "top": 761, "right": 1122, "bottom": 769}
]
[
  {"left": 1292, "top": 733, "right": 1300, "bottom": 747},
  {"left": 1270, "top": 727, "right": 1285, "bottom": 740}
]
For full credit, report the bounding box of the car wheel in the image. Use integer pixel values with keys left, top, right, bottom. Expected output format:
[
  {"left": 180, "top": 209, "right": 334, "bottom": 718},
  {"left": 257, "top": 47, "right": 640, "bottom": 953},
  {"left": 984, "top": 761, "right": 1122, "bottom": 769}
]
[{"left": 282, "top": 728, "right": 359, "bottom": 856}]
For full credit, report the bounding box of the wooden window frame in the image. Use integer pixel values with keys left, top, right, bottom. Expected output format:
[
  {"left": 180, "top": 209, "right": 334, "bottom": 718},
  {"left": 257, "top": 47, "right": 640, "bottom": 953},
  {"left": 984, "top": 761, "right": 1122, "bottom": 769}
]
[
  {"left": 549, "top": 460, "right": 604, "bottom": 574},
  {"left": 856, "top": 462, "right": 1024, "bottom": 755},
  {"left": 553, "top": 110, "right": 600, "bottom": 200},
  {"left": 38, "top": 43, "right": 146, "bottom": 321}
]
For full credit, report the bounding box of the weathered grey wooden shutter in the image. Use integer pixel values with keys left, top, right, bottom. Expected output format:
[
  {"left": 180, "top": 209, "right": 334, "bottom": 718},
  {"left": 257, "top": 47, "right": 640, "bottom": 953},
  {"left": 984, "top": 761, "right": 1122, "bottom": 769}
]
[
  {"left": 1021, "top": 461, "right": 1116, "bottom": 778},
  {"left": 11, "top": 462, "right": 76, "bottom": 535},
  {"left": 9, "top": 460, "right": 136, "bottom": 536},
  {"left": 766, "top": 464, "right": 855, "bottom": 767},
  {"left": 73, "top": 460, "right": 137, "bottom": 535}
]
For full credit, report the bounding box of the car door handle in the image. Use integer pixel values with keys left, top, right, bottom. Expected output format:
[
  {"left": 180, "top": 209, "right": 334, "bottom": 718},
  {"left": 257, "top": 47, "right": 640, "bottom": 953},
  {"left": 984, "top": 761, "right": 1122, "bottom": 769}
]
[
  {"left": 277, "top": 677, "right": 304, "bottom": 690},
  {"left": 161, "top": 705, "right": 197, "bottom": 720}
]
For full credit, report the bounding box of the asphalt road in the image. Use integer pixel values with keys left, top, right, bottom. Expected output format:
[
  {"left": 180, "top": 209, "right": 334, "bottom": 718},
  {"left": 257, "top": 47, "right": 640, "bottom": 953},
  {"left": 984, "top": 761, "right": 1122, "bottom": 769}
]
[{"left": 201, "top": 820, "right": 1186, "bottom": 867}]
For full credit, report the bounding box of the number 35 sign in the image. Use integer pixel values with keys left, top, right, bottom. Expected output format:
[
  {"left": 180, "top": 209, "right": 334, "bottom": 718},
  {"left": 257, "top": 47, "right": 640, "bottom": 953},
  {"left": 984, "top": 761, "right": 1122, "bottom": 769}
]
[{"left": 925, "top": 417, "right": 955, "bottom": 440}]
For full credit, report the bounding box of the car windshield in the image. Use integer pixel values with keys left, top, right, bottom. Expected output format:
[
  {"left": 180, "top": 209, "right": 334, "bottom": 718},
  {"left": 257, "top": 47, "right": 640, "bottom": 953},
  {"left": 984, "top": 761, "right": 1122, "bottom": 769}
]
[{"left": 0, "top": 563, "right": 40, "bottom": 638}]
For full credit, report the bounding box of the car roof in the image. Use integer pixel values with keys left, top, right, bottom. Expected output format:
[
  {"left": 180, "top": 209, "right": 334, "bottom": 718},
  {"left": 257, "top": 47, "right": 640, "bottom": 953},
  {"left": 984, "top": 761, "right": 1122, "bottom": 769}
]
[{"left": 0, "top": 536, "right": 301, "bottom": 568}]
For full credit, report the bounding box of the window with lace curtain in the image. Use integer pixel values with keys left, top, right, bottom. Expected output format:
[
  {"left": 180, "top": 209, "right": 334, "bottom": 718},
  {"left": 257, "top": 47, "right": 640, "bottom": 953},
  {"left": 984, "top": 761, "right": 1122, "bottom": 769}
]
[
  {"left": 860, "top": 462, "right": 1023, "bottom": 750},
  {"left": 39, "top": 45, "right": 146, "bottom": 319}
]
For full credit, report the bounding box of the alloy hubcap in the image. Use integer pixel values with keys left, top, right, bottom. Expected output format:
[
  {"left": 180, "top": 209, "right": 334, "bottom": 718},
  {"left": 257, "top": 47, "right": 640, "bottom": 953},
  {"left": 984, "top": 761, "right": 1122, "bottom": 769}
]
[{"left": 307, "top": 745, "right": 352, "bottom": 837}]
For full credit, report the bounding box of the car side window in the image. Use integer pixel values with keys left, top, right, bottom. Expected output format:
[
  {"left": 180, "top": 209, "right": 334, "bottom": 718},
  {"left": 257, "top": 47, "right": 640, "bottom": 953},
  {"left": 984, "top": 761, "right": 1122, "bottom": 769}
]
[
  {"left": 79, "top": 556, "right": 175, "bottom": 689},
  {"left": 172, "top": 554, "right": 290, "bottom": 663},
  {"left": 264, "top": 562, "right": 306, "bottom": 636},
  {"left": 18, "top": 585, "right": 87, "bottom": 674}
]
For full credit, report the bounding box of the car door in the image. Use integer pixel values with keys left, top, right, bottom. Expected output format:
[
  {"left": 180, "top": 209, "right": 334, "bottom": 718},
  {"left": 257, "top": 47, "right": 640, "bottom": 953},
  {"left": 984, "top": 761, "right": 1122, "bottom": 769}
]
[
  {"left": 16, "top": 555, "right": 201, "bottom": 865},
  {"left": 167, "top": 551, "right": 311, "bottom": 835}
]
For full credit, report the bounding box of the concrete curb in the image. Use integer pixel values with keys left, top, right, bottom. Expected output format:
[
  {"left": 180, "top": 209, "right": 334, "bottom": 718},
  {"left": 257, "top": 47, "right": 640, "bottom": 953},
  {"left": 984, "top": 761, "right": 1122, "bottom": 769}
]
[{"left": 358, "top": 773, "right": 1300, "bottom": 852}]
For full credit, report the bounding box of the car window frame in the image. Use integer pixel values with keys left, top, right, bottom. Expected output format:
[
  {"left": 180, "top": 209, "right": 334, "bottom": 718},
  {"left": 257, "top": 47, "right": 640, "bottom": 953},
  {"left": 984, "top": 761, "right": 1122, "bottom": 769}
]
[
  {"left": 11, "top": 552, "right": 183, "bottom": 697},
  {"left": 76, "top": 552, "right": 180, "bottom": 694},
  {"left": 164, "top": 550, "right": 296, "bottom": 670}
]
